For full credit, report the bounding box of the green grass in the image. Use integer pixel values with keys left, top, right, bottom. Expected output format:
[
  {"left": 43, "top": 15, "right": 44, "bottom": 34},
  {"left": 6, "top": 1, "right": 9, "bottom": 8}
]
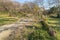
[
  {"left": 48, "top": 18, "right": 60, "bottom": 40},
  {"left": 0, "top": 17, "right": 18, "bottom": 26},
  {"left": 27, "top": 17, "right": 60, "bottom": 40},
  {"left": 0, "top": 11, "right": 19, "bottom": 26}
]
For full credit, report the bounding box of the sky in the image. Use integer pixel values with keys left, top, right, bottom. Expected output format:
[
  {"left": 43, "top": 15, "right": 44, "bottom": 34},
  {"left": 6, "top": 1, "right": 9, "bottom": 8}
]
[{"left": 13, "top": 0, "right": 56, "bottom": 9}]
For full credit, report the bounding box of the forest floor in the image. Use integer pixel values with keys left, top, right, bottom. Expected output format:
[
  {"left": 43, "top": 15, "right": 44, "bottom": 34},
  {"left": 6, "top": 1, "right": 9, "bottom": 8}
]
[{"left": 0, "top": 17, "right": 60, "bottom": 40}]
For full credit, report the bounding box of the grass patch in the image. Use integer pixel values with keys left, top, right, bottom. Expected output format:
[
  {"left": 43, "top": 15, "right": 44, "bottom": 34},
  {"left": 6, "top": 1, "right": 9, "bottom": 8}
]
[
  {"left": 0, "top": 11, "right": 19, "bottom": 26},
  {"left": 0, "top": 17, "right": 18, "bottom": 26},
  {"left": 48, "top": 18, "right": 60, "bottom": 40}
]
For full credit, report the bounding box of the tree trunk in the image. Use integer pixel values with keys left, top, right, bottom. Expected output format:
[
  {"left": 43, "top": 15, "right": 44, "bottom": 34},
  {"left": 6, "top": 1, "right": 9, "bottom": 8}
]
[{"left": 57, "top": 13, "right": 60, "bottom": 18}]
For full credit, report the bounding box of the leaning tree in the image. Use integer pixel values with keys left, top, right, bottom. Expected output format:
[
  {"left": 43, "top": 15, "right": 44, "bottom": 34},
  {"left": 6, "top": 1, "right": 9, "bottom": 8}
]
[{"left": 33, "top": 0, "right": 58, "bottom": 37}]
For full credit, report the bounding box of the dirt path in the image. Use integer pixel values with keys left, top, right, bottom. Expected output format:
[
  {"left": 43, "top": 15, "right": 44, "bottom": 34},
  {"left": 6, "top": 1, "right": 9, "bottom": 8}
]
[
  {"left": 0, "top": 22, "right": 25, "bottom": 40},
  {"left": 0, "top": 19, "right": 33, "bottom": 40},
  {"left": 0, "top": 30, "right": 12, "bottom": 40}
]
